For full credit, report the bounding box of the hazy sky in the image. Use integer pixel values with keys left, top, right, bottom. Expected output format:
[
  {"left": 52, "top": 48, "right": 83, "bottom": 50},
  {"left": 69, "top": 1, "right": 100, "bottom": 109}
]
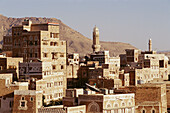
[{"left": 0, "top": 0, "right": 170, "bottom": 51}]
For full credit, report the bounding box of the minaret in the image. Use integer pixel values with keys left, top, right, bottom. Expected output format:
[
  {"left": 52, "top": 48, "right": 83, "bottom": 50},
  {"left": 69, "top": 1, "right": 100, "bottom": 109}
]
[
  {"left": 92, "top": 26, "right": 101, "bottom": 53},
  {"left": 148, "top": 39, "right": 152, "bottom": 51}
]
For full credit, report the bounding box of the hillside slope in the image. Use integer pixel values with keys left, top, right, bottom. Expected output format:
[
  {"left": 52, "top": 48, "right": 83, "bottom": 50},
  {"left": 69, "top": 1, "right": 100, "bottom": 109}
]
[{"left": 0, "top": 15, "right": 137, "bottom": 56}]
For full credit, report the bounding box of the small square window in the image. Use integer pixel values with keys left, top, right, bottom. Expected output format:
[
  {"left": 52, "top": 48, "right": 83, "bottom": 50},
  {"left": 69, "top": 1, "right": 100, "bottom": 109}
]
[
  {"left": 61, "top": 65, "right": 64, "bottom": 69},
  {"left": 30, "top": 53, "right": 33, "bottom": 58},
  {"left": 35, "top": 53, "right": 38, "bottom": 58},
  {"left": 21, "top": 102, "right": 25, "bottom": 107},
  {"left": 61, "top": 42, "right": 64, "bottom": 45},
  {"left": 50, "top": 42, "right": 53, "bottom": 46},
  {"left": 9, "top": 101, "right": 13, "bottom": 108},
  {"left": 52, "top": 65, "right": 56, "bottom": 70},
  {"left": 43, "top": 53, "right": 48, "bottom": 57},
  {"left": 30, "top": 97, "right": 34, "bottom": 101},
  {"left": 21, "top": 97, "right": 25, "bottom": 100},
  {"left": 35, "top": 41, "right": 38, "bottom": 46}
]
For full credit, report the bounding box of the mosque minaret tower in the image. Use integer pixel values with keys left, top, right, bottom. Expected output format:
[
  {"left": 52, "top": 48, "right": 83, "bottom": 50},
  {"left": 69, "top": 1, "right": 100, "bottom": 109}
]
[
  {"left": 92, "top": 26, "right": 101, "bottom": 53},
  {"left": 148, "top": 38, "right": 152, "bottom": 51}
]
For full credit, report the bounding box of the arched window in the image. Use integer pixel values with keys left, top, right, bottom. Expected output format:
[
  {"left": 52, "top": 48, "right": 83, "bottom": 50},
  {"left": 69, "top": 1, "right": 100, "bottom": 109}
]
[
  {"left": 34, "top": 36, "right": 38, "bottom": 41},
  {"left": 142, "top": 110, "right": 146, "bottom": 113},
  {"left": 87, "top": 101, "right": 100, "bottom": 112},
  {"left": 54, "top": 42, "right": 57, "bottom": 46},
  {"left": 128, "top": 102, "right": 132, "bottom": 106},
  {"left": 121, "top": 102, "right": 125, "bottom": 106},
  {"left": 114, "top": 103, "right": 119, "bottom": 107},
  {"left": 90, "top": 105, "right": 98, "bottom": 112},
  {"left": 107, "top": 104, "right": 111, "bottom": 108},
  {"left": 29, "top": 36, "right": 33, "bottom": 41},
  {"left": 50, "top": 42, "right": 53, "bottom": 46},
  {"left": 152, "top": 110, "right": 155, "bottom": 113}
]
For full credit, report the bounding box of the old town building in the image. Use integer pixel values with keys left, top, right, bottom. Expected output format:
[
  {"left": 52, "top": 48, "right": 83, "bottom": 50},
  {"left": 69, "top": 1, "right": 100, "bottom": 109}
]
[
  {"left": 29, "top": 72, "right": 65, "bottom": 104},
  {"left": 38, "top": 105, "right": 86, "bottom": 113},
  {"left": 74, "top": 26, "right": 123, "bottom": 89},
  {"left": 115, "top": 82, "right": 167, "bottom": 113},
  {"left": 13, "top": 90, "right": 42, "bottom": 113},
  {"left": 78, "top": 93, "right": 135, "bottom": 113},
  {"left": 11, "top": 19, "right": 67, "bottom": 74},
  {"left": 0, "top": 56, "right": 23, "bottom": 81},
  {"left": 2, "top": 19, "right": 67, "bottom": 97},
  {"left": 19, "top": 62, "right": 52, "bottom": 81},
  {"left": 2, "top": 35, "right": 13, "bottom": 57},
  {"left": 2, "top": 19, "right": 67, "bottom": 78},
  {"left": 0, "top": 73, "right": 28, "bottom": 113},
  {"left": 2, "top": 36, "right": 12, "bottom": 52},
  {"left": 1, "top": 20, "right": 170, "bottom": 113},
  {"left": 19, "top": 61, "right": 66, "bottom": 103},
  {"left": 67, "top": 53, "right": 79, "bottom": 88},
  {"left": 63, "top": 88, "right": 84, "bottom": 107},
  {"left": 120, "top": 39, "right": 169, "bottom": 86},
  {"left": 63, "top": 88, "right": 135, "bottom": 113},
  {"left": 67, "top": 53, "right": 79, "bottom": 78},
  {"left": 134, "top": 83, "right": 167, "bottom": 113}
]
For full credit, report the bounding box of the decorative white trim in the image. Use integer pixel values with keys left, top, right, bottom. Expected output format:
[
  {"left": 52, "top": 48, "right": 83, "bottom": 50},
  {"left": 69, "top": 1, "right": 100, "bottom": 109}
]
[
  {"left": 106, "top": 101, "right": 112, "bottom": 109},
  {"left": 141, "top": 108, "right": 146, "bottom": 113},
  {"left": 18, "top": 100, "right": 28, "bottom": 110},
  {"left": 14, "top": 90, "right": 42, "bottom": 95},
  {"left": 128, "top": 100, "right": 132, "bottom": 106},
  {"left": 151, "top": 107, "right": 156, "bottom": 113},
  {"left": 121, "top": 101, "right": 126, "bottom": 107},
  {"left": 113, "top": 102, "right": 119, "bottom": 108}
]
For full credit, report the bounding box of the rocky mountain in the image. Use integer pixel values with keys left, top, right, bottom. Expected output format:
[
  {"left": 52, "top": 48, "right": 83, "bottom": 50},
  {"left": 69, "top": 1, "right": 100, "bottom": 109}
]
[{"left": 0, "top": 14, "right": 137, "bottom": 56}]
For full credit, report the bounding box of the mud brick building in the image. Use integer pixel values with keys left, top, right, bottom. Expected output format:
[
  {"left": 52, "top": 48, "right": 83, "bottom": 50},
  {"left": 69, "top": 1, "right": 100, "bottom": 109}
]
[
  {"left": 63, "top": 88, "right": 84, "bottom": 107},
  {"left": 29, "top": 72, "right": 65, "bottom": 104},
  {"left": 13, "top": 90, "right": 42, "bottom": 113},
  {"left": 135, "top": 83, "right": 167, "bottom": 113},
  {"left": 2, "top": 19, "right": 67, "bottom": 98},
  {"left": 63, "top": 88, "right": 135, "bottom": 113},
  {"left": 3, "top": 19, "right": 67, "bottom": 81},
  {"left": 0, "top": 56, "right": 23, "bottom": 81},
  {"left": 67, "top": 53, "right": 79, "bottom": 79},
  {"left": 67, "top": 53, "right": 79, "bottom": 88},
  {"left": 19, "top": 62, "right": 52, "bottom": 81},
  {"left": 115, "top": 83, "right": 167, "bottom": 113},
  {"left": 38, "top": 105, "right": 86, "bottom": 113},
  {"left": 2, "top": 36, "right": 12, "bottom": 52},
  {"left": 0, "top": 73, "right": 28, "bottom": 113},
  {"left": 120, "top": 39, "right": 169, "bottom": 86},
  {"left": 10, "top": 19, "right": 67, "bottom": 74},
  {"left": 78, "top": 93, "right": 135, "bottom": 113}
]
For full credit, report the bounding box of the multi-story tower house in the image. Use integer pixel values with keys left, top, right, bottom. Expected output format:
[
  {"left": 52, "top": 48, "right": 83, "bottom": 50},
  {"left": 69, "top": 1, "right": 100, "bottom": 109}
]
[
  {"left": 92, "top": 26, "right": 101, "bottom": 53},
  {"left": 12, "top": 19, "right": 66, "bottom": 74},
  {"left": 67, "top": 53, "right": 80, "bottom": 88},
  {"left": 2, "top": 36, "right": 12, "bottom": 52},
  {"left": 0, "top": 56, "right": 23, "bottom": 81},
  {"left": 0, "top": 73, "right": 28, "bottom": 113},
  {"left": 13, "top": 90, "right": 42, "bottom": 113},
  {"left": 5, "top": 19, "right": 67, "bottom": 98},
  {"left": 11, "top": 19, "right": 66, "bottom": 77}
]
